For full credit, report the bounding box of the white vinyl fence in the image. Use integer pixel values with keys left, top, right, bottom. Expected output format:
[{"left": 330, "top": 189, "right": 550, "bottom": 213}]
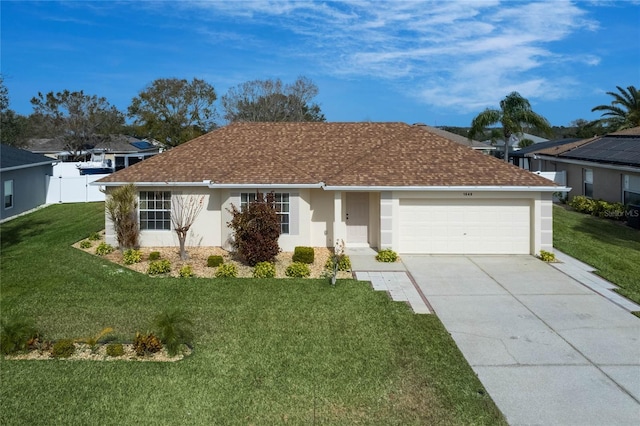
[
  {"left": 534, "top": 170, "right": 566, "bottom": 186},
  {"left": 46, "top": 163, "right": 107, "bottom": 203}
]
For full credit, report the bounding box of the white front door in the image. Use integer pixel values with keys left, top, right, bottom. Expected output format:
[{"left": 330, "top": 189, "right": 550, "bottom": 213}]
[{"left": 346, "top": 192, "right": 369, "bottom": 244}]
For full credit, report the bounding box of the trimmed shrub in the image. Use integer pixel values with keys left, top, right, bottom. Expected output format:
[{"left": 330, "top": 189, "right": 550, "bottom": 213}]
[
  {"left": 215, "top": 263, "right": 237, "bottom": 278},
  {"left": 52, "top": 339, "right": 75, "bottom": 358},
  {"left": 79, "top": 240, "right": 92, "bottom": 249},
  {"left": 569, "top": 196, "right": 626, "bottom": 221},
  {"left": 207, "top": 255, "right": 224, "bottom": 268},
  {"left": 227, "top": 192, "right": 281, "bottom": 266},
  {"left": 133, "top": 332, "right": 163, "bottom": 356},
  {"left": 179, "top": 265, "right": 194, "bottom": 278},
  {"left": 106, "top": 343, "right": 124, "bottom": 357},
  {"left": 154, "top": 310, "right": 194, "bottom": 356},
  {"left": 376, "top": 249, "right": 398, "bottom": 263},
  {"left": 0, "top": 316, "right": 38, "bottom": 355},
  {"left": 148, "top": 251, "right": 161, "bottom": 261},
  {"left": 285, "top": 262, "right": 311, "bottom": 278},
  {"left": 123, "top": 249, "right": 142, "bottom": 265},
  {"left": 253, "top": 261, "right": 276, "bottom": 278},
  {"left": 325, "top": 255, "right": 352, "bottom": 272},
  {"left": 147, "top": 259, "right": 171, "bottom": 275},
  {"left": 538, "top": 250, "right": 556, "bottom": 262},
  {"left": 95, "top": 242, "right": 115, "bottom": 256},
  {"left": 292, "top": 246, "right": 314, "bottom": 264}
]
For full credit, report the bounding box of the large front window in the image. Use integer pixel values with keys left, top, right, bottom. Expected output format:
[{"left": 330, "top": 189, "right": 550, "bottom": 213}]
[
  {"left": 241, "top": 192, "right": 289, "bottom": 234},
  {"left": 139, "top": 191, "right": 171, "bottom": 230}
]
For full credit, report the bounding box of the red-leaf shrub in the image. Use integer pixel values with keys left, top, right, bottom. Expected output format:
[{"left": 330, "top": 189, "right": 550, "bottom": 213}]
[{"left": 227, "top": 192, "right": 281, "bottom": 266}]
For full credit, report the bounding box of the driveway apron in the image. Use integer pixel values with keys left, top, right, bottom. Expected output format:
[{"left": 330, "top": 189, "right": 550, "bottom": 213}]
[{"left": 402, "top": 255, "right": 640, "bottom": 426}]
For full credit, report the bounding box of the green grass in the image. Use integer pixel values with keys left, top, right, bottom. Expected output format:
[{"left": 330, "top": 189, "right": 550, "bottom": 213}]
[
  {"left": 554, "top": 205, "right": 640, "bottom": 304},
  {"left": 0, "top": 203, "right": 505, "bottom": 425}
]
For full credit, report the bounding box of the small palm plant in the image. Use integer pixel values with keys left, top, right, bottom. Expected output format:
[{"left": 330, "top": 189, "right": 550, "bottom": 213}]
[{"left": 153, "top": 310, "right": 194, "bottom": 356}]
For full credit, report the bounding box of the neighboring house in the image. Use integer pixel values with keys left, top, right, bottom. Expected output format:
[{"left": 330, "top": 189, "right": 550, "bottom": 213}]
[
  {"left": 510, "top": 138, "right": 582, "bottom": 170},
  {"left": 95, "top": 122, "right": 562, "bottom": 255},
  {"left": 0, "top": 144, "right": 57, "bottom": 221},
  {"left": 24, "top": 136, "right": 160, "bottom": 171},
  {"left": 412, "top": 123, "right": 495, "bottom": 153},
  {"left": 527, "top": 127, "right": 640, "bottom": 204}
]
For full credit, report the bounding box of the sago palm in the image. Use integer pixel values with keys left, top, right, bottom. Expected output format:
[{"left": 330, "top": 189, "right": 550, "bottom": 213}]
[
  {"left": 468, "top": 92, "right": 552, "bottom": 160},
  {"left": 591, "top": 85, "right": 639, "bottom": 131}
]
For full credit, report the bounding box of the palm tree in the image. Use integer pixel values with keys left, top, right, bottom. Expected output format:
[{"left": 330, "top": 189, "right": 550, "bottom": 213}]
[
  {"left": 591, "top": 85, "right": 640, "bottom": 131},
  {"left": 468, "top": 91, "right": 552, "bottom": 161}
]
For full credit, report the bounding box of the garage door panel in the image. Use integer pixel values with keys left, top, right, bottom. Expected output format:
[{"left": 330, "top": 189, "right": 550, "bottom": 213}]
[{"left": 399, "top": 199, "right": 531, "bottom": 254}]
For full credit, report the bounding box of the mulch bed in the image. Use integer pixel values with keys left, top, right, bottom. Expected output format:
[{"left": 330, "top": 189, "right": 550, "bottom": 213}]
[{"left": 74, "top": 232, "right": 352, "bottom": 279}]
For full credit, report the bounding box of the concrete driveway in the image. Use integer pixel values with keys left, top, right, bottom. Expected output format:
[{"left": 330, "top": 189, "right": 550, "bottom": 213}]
[{"left": 402, "top": 255, "right": 640, "bottom": 426}]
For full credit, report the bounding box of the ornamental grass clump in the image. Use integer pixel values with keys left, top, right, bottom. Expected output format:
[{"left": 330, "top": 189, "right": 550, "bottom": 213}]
[
  {"left": 0, "top": 316, "right": 39, "bottom": 355},
  {"left": 153, "top": 310, "right": 194, "bottom": 356}
]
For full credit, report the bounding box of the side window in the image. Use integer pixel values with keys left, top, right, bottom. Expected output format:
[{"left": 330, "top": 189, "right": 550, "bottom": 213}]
[
  {"left": 583, "top": 169, "right": 593, "bottom": 198},
  {"left": 623, "top": 175, "right": 640, "bottom": 205},
  {"left": 240, "top": 192, "right": 290, "bottom": 235},
  {"left": 4, "top": 180, "right": 14, "bottom": 209},
  {"left": 139, "top": 191, "right": 171, "bottom": 230}
]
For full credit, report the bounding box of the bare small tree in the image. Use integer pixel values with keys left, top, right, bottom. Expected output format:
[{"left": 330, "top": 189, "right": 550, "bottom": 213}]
[{"left": 171, "top": 194, "right": 205, "bottom": 260}]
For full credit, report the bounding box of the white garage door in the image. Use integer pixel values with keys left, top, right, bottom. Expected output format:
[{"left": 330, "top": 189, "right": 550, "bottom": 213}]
[{"left": 399, "top": 198, "right": 531, "bottom": 254}]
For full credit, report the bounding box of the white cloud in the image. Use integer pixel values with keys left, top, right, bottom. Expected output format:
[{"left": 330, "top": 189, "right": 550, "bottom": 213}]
[{"left": 181, "top": 0, "right": 602, "bottom": 111}]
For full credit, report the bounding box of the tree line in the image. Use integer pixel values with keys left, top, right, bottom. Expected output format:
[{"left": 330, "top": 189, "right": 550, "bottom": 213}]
[
  {"left": 1, "top": 73, "right": 637, "bottom": 158},
  {"left": 0, "top": 76, "right": 325, "bottom": 158}
]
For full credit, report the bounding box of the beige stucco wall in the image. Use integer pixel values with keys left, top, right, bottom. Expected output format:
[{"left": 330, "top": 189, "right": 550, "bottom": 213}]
[
  {"left": 103, "top": 186, "right": 553, "bottom": 255},
  {"left": 104, "top": 186, "right": 220, "bottom": 248},
  {"left": 387, "top": 190, "right": 552, "bottom": 255}
]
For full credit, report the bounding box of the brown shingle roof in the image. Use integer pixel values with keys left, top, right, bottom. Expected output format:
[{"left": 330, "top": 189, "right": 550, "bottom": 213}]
[
  {"left": 609, "top": 126, "right": 640, "bottom": 136},
  {"left": 97, "top": 122, "right": 555, "bottom": 187}
]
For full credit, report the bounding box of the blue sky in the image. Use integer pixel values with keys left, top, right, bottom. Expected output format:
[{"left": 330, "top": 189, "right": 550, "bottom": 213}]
[{"left": 1, "top": 1, "right": 639, "bottom": 127}]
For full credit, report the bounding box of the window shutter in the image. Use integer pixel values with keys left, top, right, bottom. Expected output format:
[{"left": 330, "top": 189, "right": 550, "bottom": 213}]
[{"left": 289, "top": 192, "right": 299, "bottom": 235}]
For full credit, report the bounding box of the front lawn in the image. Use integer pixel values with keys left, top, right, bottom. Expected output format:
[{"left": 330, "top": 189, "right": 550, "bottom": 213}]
[
  {"left": 0, "top": 203, "right": 504, "bottom": 425},
  {"left": 553, "top": 205, "right": 640, "bottom": 304}
]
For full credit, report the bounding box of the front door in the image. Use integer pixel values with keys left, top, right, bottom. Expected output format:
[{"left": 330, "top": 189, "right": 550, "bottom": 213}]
[{"left": 346, "top": 193, "right": 369, "bottom": 244}]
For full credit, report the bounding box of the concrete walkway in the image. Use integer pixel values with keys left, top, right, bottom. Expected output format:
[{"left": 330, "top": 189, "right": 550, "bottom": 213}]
[
  {"left": 348, "top": 247, "right": 432, "bottom": 314},
  {"left": 402, "top": 255, "right": 640, "bottom": 426}
]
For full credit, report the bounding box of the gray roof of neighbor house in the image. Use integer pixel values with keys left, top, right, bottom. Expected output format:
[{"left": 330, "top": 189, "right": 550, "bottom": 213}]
[
  {"left": 531, "top": 127, "right": 640, "bottom": 168},
  {"left": 412, "top": 124, "right": 494, "bottom": 150},
  {"left": 97, "top": 122, "right": 557, "bottom": 187},
  {"left": 1, "top": 144, "right": 57, "bottom": 171},
  {"left": 24, "top": 135, "right": 157, "bottom": 154},
  {"left": 511, "top": 138, "right": 582, "bottom": 158}
]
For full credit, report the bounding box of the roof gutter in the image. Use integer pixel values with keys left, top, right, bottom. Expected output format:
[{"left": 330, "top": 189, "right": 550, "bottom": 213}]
[
  {"left": 1, "top": 160, "right": 58, "bottom": 173},
  {"left": 322, "top": 185, "right": 568, "bottom": 192},
  {"left": 91, "top": 181, "right": 214, "bottom": 187},
  {"left": 532, "top": 155, "right": 640, "bottom": 173},
  {"left": 207, "top": 182, "right": 325, "bottom": 189}
]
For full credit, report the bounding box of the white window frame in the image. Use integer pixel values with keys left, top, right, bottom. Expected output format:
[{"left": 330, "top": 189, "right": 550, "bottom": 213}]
[
  {"left": 4, "top": 180, "right": 14, "bottom": 209},
  {"left": 583, "top": 168, "right": 593, "bottom": 198},
  {"left": 240, "top": 192, "right": 289, "bottom": 234},
  {"left": 623, "top": 175, "right": 640, "bottom": 205},
  {"left": 139, "top": 191, "right": 171, "bottom": 231}
]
